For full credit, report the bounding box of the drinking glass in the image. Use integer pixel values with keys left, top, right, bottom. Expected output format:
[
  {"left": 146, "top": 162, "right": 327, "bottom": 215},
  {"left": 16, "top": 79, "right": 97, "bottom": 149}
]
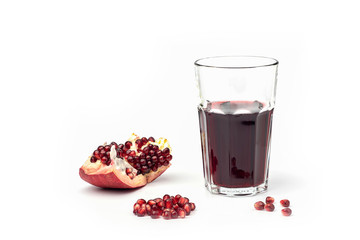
[{"left": 195, "top": 56, "right": 279, "bottom": 196}]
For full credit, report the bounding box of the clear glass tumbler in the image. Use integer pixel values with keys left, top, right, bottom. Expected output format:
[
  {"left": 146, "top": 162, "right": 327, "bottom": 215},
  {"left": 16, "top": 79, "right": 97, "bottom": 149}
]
[{"left": 195, "top": 56, "right": 279, "bottom": 196}]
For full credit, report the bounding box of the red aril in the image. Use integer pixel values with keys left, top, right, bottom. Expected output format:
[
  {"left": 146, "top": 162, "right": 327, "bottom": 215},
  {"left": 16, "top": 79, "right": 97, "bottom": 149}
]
[
  {"left": 265, "top": 203, "right": 275, "bottom": 212},
  {"left": 254, "top": 201, "right": 265, "bottom": 210},
  {"left": 280, "top": 199, "right": 290, "bottom": 207},
  {"left": 281, "top": 208, "right": 292, "bottom": 216},
  {"left": 265, "top": 196, "right": 275, "bottom": 204}
]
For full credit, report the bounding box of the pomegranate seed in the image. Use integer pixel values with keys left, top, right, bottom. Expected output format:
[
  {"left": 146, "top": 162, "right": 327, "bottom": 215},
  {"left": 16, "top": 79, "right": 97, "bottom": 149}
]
[
  {"left": 104, "top": 145, "right": 111, "bottom": 152},
  {"left": 281, "top": 208, "right": 292, "bottom": 216},
  {"left": 90, "top": 156, "right": 97, "bottom": 163},
  {"left": 141, "top": 166, "right": 149, "bottom": 174},
  {"left": 170, "top": 209, "right": 178, "bottom": 219},
  {"left": 159, "top": 156, "right": 165, "bottom": 163},
  {"left": 135, "top": 139, "right": 142, "bottom": 146},
  {"left": 190, "top": 202, "right": 196, "bottom": 211},
  {"left": 254, "top": 201, "right": 265, "bottom": 210},
  {"left": 162, "top": 209, "right": 171, "bottom": 220},
  {"left": 97, "top": 146, "right": 104, "bottom": 151},
  {"left": 127, "top": 156, "right": 134, "bottom": 163},
  {"left": 147, "top": 200, "right": 156, "bottom": 206},
  {"left": 118, "top": 144, "right": 124, "bottom": 149},
  {"left": 147, "top": 160, "right": 153, "bottom": 166},
  {"left": 173, "top": 204, "right": 179, "bottom": 211},
  {"left": 137, "top": 205, "right": 146, "bottom": 217},
  {"left": 106, "top": 151, "right": 110, "bottom": 158},
  {"left": 154, "top": 198, "right": 163, "bottom": 203},
  {"left": 177, "top": 208, "right": 186, "bottom": 218},
  {"left": 163, "top": 194, "right": 170, "bottom": 201},
  {"left": 134, "top": 163, "right": 141, "bottom": 170},
  {"left": 145, "top": 204, "right": 152, "bottom": 215},
  {"left": 143, "top": 147, "right": 150, "bottom": 154},
  {"left": 148, "top": 136, "right": 155, "bottom": 142},
  {"left": 280, "top": 199, "right": 290, "bottom": 207},
  {"left": 150, "top": 209, "right": 161, "bottom": 219},
  {"left": 136, "top": 199, "right": 146, "bottom": 205},
  {"left": 125, "top": 141, "right": 132, "bottom": 149},
  {"left": 106, "top": 159, "right": 111, "bottom": 165},
  {"left": 162, "top": 148, "right": 170, "bottom": 156},
  {"left": 265, "top": 196, "right": 275, "bottom": 204},
  {"left": 139, "top": 159, "right": 146, "bottom": 165},
  {"left": 101, "top": 156, "right": 108, "bottom": 164},
  {"left": 140, "top": 153, "right": 146, "bottom": 159},
  {"left": 93, "top": 150, "right": 100, "bottom": 159},
  {"left": 110, "top": 142, "right": 118, "bottom": 148},
  {"left": 149, "top": 150, "right": 155, "bottom": 156},
  {"left": 133, "top": 203, "right": 141, "bottom": 214},
  {"left": 156, "top": 150, "right": 162, "bottom": 156},
  {"left": 165, "top": 199, "right": 173, "bottom": 209},
  {"left": 183, "top": 203, "right": 191, "bottom": 215},
  {"left": 153, "top": 145, "right": 159, "bottom": 151},
  {"left": 126, "top": 149, "right": 132, "bottom": 155},
  {"left": 128, "top": 173, "right": 134, "bottom": 179},
  {"left": 151, "top": 165, "right": 158, "bottom": 172},
  {"left": 141, "top": 137, "right": 148, "bottom": 144},
  {"left": 163, "top": 160, "right": 169, "bottom": 166},
  {"left": 264, "top": 203, "right": 275, "bottom": 212},
  {"left": 166, "top": 155, "right": 172, "bottom": 161},
  {"left": 146, "top": 155, "right": 151, "bottom": 161},
  {"left": 174, "top": 194, "right": 181, "bottom": 203},
  {"left": 157, "top": 200, "right": 165, "bottom": 208},
  {"left": 100, "top": 149, "right": 106, "bottom": 157},
  {"left": 148, "top": 144, "right": 153, "bottom": 149},
  {"left": 151, "top": 156, "right": 158, "bottom": 163}
]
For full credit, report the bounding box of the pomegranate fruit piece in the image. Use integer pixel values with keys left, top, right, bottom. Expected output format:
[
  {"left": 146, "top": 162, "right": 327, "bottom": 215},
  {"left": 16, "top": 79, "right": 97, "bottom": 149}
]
[
  {"left": 79, "top": 133, "right": 172, "bottom": 189},
  {"left": 264, "top": 203, "right": 275, "bottom": 212},
  {"left": 280, "top": 199, "right": 290, "bottom": 207},
  {"left": 254, "top": 201, "right": 265, "bottom": 210},
  {"left": 265, "top": 196, "right": 275, "bottom": 204},
  {"left": 281, "top": 207, "right": 292, "bottom": 216}
]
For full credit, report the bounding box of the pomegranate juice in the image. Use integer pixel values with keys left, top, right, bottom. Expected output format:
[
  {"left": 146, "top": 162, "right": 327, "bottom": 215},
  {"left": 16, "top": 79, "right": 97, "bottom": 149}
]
[{"left": 198, "top": 101, "right": 274, "bottom": 188}]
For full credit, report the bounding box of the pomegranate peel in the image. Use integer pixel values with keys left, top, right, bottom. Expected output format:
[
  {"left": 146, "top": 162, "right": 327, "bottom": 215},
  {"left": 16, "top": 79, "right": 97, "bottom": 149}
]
[{"left": 79, "top": 134, "right": 172, "bottom": 189}]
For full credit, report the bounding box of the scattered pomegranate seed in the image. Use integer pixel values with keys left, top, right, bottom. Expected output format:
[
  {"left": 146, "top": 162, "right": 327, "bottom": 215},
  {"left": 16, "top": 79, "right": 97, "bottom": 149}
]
[
  {"left": 280, "top": 199, "right": 290, "bottom": 207},
  {"left": 133, "top": 203, "right": 141, "bottom": 214},
  {"left": 157, "top": 200, "right": 165, "bottom": 208},
  {"left": 163, "top": 148, "right": 170, "bottom": 156},
  {"left": 264, "top": 203, "right": 275, "bottom": 212},
  {"left": 125, "top": 141, "right": 132, "bottom": 149},
  {"left": 137, "top": 205, "right": 146, "bottom": 217},
  {"left": 170, "top": 209, "right": 178, "bottom": 219},
  {"left": 190, "top": 202, "right": 196, "bottom": 211},
  {"left": 148, "top": 136, "right": 155, "bottom": 142},
  {"left": 136, "top": 199, "right": 146, "bottom": 205},
  {"left": 150, "top": 210, "right": 161, "bottom": 219},
  {"left": 141, "top": 137, "right": 148, "bottom": 144},
  {"left": 174, "top": 194, "right": 181, "bottom": 203},
  {"left": 162, "top": 209, "right": 171, "bottom": 220},
  {"left": 183, "top": 203, "right": 191, "bottom": 215},
  {"left": 281, "top": 208, "right": 292, "bottom": 216},
  {"left": 147, "top": 200, "right": 156, "bottom": 206},
  {"left": 254, "top": 201, "right": 265, "bottom": 210},
  {"left": 145, "top": 204, "right": 152, "bottom": 215},
  {"left": 177, "top": 208, "right": 186, "bottom": 218},
  {"left": 165, "top": 199, "right": 173, "bottom": 209},
  {"left": 265, "top": 196, "right": 275, "bottom": 204},
  {"left": 163, "top": 194, "right": 170, "bottom": 201}
]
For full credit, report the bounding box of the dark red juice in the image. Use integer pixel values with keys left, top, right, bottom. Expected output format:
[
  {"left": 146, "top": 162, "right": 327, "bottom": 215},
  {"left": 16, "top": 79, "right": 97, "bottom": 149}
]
[{"left": 198, "top": 101, "right": 274, "bottom": 188}]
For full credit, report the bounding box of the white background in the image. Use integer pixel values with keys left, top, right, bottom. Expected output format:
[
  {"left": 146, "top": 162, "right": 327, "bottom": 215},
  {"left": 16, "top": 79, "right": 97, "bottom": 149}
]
[{"left": 1, "top": 0, "right": 359, "bottom": 239}]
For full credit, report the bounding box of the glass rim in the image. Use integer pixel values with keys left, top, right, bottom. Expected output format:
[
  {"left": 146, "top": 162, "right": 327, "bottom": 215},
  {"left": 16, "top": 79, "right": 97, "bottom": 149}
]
[{"left": 194, "top": 55, "right": 279, "bottom": 69}]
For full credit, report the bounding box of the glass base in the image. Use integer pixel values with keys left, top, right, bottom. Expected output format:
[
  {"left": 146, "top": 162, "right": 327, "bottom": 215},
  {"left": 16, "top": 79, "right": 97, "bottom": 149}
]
[{"left": 205, "top": 181, "right": 268, "bottom": 196}]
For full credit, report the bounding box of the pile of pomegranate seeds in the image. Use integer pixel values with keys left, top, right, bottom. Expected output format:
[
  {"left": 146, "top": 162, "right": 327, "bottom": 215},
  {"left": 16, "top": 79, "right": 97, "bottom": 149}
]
[
  {"left": 90, "top": 137, "right": 173, "bottom": 176},
  {"left": 254, "top": 196, "right": 292, "bottom": 216},
  {"left": 133, "top": 194, "right": 196, "bottom": 219}
]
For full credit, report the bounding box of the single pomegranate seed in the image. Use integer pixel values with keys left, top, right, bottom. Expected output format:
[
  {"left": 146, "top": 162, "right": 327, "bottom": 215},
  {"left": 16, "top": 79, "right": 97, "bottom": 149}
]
[
  {"left": 145, "top": 204, "right": 152, "bottom": 215},
  {"left": 165, "top": 199, "right": 173, "bottom": 209},
  {"left": 127, "top": 156, "right": 134, "bottom": 163},
  {"left": 177, "top": 208, "right": 186, "bottom": 218},
  {"left": 163, "top": 194, "right": 170, "bottom": 201},
  {"left": 100, "top": 149, "right": 106, "bottom": 157},
  {"left": 143, "top": 147, "right": 150, "bottom": 154},
  {"left": 154, "top": 198, "right": 163, "bottom": 203},
  {"left": 147, "top": 199, "right": 156, "bottom": 206},
  {"left": 149, "top": 150, "right": 155, "bottom": 156},
  {"left": 174, "top": 194, "right": 181, "bottom": 203},
  {"left": 264, "top": 203, "right": 275, "bottom": 212},
  {"left": 183, "top": 203, "right": 191, "bottom": 215},
  {"left": 128, "top": 173, "right": 134, "bottom": 179},
  {"left": 151, "top": 165, "right": 158, "bottom": 172},
  {"left": 170, "top": 209, "right": 178, "bottom": 219},
  {"left": 163, "top": 160, "right": 169, "bottom": 166},
  {"left": 136, "top": 199, "right": 146, "bottom": 205},
  {"left": 130, "top": 150, "right": 136, "bottom": 156},
  {"left": 150, "top": 209, "right": 161, "bottom": 219},
  {"left": 146, "top": 155, "right": 151, "bottom": 161},
  {"left": 179, "top": 197, "right": 189, "bottom": 207},
  {"left": 141, "top": 165, "right": 149, "bottom": 174},
  {"left": 106, "top": 159, "right": 111, "bottom": 165},
  {"left": 125, "top": 168, "right": 132, "bottom": 174},
  {"left": 156, "top": 150, "right": 162, "bottom": 156},
  {"left": 135, "top": 139, "right": 142, "bottom": 147},
  {"left": 90, "top": 156, "right": 97, "bottom": 163},
  {"left": 126, "top": 149, "right": 132, "bottom": 155},
  {"left": 163, "top": 147, "right": 170, "bottom": 156},
  {"left": 139, "top": 158, "right": 146, "bottom": 165},
  {"left": 151, "top": 156, "right": 158, "bottom": 163},
  {"left": 166, "top": 155, "right": 172, "bottom": 161},
  {"left": 153, "top": 145, "right": 159, "bottom": 151},
  {"left": 148, "top": 136, "right": 155, "bottom": 142},
  {"left": 93, "top": 150, "right": 100, "bottom": 159},
  {"left": 104, "top": 145, "right": 111, "bottom": 152},
  {"left": 173, "top": 204, "right": 179, "bottom": 211},
  {"left": 118, "top": 144, "right": 124, "bottom": 149},
  {"left": 101, "top": 156, "right": 108, "bottom": 164},
  {"left": 280, "top": 199, "right": 290, "bottom": 207},
  {"left": 162, "top": 209, "right": 171, "bottom": 220},
  {"left": 137, "top": 205, "right": 146, "bottom": 217},
  {"left": 148, "top": 144, "right": 153, "bottom": 149},
  {"left": 158, "top": 156, "right": 165, "bottom": 163},
  {"left": 134, "top": 163, "right": 141, "bottom": 170},
  {"left": 141, "top": 137, "right": 148, "bottom": 144},
  {"left": 190, "top": 202, "right": 196, "bottom": 211},
  {"left": 265, "top": 196, "right": 275, "bottom": 204},
  {"left": 133, "top": 203, "right": 141, "bottom": 214},
  {"left": 125, "top": 141, "right": 132, "bottom": 149},
  {"left": 156, "top": 200, "right": 165, "bottom": 208},
  {"left": 140, "top": 152, "right": 146, "bottom": 159},
  {"left": 97, "top": 146, "right": 104, "bottom": 151},
  {"left": 254, "top": 201, "right": 265, "bottom": 210},
  {"left": 147, "top": 160, "right": 152, "bottom": 166},
  {"left": 281, "top": 208, "right": 292, "bottom": 216},
  {"left": 106, "top": 151, "right": 110, "bottom": 158}
]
